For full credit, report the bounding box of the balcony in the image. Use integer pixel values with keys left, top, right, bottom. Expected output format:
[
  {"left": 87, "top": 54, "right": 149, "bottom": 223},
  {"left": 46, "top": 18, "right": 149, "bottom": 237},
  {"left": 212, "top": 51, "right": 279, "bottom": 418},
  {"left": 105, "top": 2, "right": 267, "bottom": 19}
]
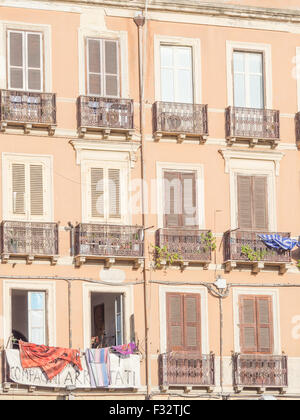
[
  {"left": 233, "top": 354, "right": 288, "bottom": 394},
  {"left": 77, "top": 96, "right": 134, "bottom": 140},
  {"left": 159, "top": 353, "right": 215, "bottom": 392},
  {"left": 225, "top": 107, "right": 280, "bottom": 148},
  {"left": 0, "top": 221, "right": 59, "bottom": 264},
  {"left": 156, "top": 228, "right": 213, "bottom": 268},
  {"left": 153, "top": 102, "right": 208, "bottom": 143},
  {"left": 224, "top": 230, "right": 291, "bottom": 274},
  {"left": 0, "top": 90, "right": 56, "bottom": 135},
  {"left": 295, "top": 112, "right": 300, "bottom": 149},
  {"left": 74, "top": 224, "right": 144, "bottom": 268}
]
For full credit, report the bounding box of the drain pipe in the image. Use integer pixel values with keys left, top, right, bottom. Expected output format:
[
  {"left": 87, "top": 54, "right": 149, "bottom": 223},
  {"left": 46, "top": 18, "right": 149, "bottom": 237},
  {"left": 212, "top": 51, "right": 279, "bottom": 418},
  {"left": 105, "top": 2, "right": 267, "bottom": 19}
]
[{"left": 133, "top": 11, "right": 151, "bottom": 399}]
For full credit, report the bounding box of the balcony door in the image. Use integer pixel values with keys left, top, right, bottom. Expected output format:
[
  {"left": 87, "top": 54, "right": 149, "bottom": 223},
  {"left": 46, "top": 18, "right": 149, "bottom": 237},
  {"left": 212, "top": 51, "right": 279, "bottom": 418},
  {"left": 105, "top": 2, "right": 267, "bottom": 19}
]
[
  {"left": 166, "top": 293, "right": 201, "bottom": 353},
  {"left": 233, "top": 51, "right": 264, "bottom": 109},
  {"left": 237, "top": 174, "right": 268, "bottom": 231},
  {"left": 163, "top": 171, "right": 198, "bottom": 229},
  {"left": 160, "top": 45, "right": 193, "bottom": 104},
  {"left": 239, "top": 295, "right": 273, "bottom": 354}
]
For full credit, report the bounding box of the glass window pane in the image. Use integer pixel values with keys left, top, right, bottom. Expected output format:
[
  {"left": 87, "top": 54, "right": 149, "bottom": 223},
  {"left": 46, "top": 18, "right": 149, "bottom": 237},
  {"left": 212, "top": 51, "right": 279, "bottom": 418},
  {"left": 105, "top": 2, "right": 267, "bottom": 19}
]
[
  {"left": 89, "top": 74, "right": 101, "bottom": 96},
  {"left": 10, "top": 32, "right": 23, "bottom": 67},
  {"left": 161, "top": 68, "right": 174, "bottom": 102},
  {"left": 234, "top": 73, "right": 246, "bottom": 107},
  {"left": 248, "top": 52, "right": 263, "bottom": 74},
  {"left": 10, "top": 68, "right": 24, "bottom": 90},
  {"left": 249, "top": 75, "right": 264, "bottom": 109},
  {"left": 161, "top": 46, "right": 173, "bottom": 67},
  {"left": 29, "top": 292, "right": 45, "bottom": 310},
  {"left": 176, "top": 69, "right": 193, "bottom": 103},
  {"left": 233, "top": 52, "right": 245, "bottom": 73},
  {"left": 27, "top": 34, "right": 41, "bottom": 69},
  {"left": 31, "top": 311, "right": 44, "bottom": 328},
  {"left": 174, "top": 47, "right": 192, "bottom": 68},
  {"left": 28, "top": 69, "right": 41, "bottom": 91},
  {"left": 31, "top": 328, "right": 44, "bottom": 345}
]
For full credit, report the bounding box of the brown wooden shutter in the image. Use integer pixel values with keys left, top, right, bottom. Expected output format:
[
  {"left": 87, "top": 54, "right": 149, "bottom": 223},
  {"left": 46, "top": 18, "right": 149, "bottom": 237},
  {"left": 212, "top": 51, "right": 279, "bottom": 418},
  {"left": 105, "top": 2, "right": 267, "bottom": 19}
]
[
  {"left": 12, "top": 163, "right": 26, "bottom": 215},
  {"left": 88, "top": 39, "right": 101, "bottom": 96},
  {"left": 239, "top": 296, "right": 257, "bottom": 354},
  {"left": 257, "top": 296, "right": 273, "bottom": 354},
  {"left": 91, "top": 168, "right": 104, "bottom": 218},
  {"left": 104, "top": 40, "right": 119, "bottom": 97},
  {"left": 108, "top": 168, "right": 121, "bottom": 219},
  {"left": 184, "top": 294, "right": 201, "bottom": 352},
  {"left": 27, "top": 33, "right": 42, "bottom": 91},
  {"left": 166, "top": 293, "right": 184, "bottom": 352},
  {"left": 253, "top": 176, "right": 268, "bottom": 231},
  {"left": 237, "top": 175, "right": 253, "bottom": 229},
  {"left": 9, "top": 31, "right": 24, "bottom": 90},
  {"left": 164, "top": 172, "right": 182, "bottom": 228},
  {"left": 182, "top": 172, "right": 197, "bottom": 228},
  {"left": 30, "top": 164, "right": 44, "bottom": 216}
]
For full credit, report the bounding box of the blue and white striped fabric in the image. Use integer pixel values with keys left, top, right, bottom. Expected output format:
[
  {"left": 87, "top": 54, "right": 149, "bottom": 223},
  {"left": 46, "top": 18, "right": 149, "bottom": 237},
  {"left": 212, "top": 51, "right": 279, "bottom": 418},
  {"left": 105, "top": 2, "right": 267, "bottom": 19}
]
[{"left": 258, "top": 234, "right": 300, "bottom": 251}]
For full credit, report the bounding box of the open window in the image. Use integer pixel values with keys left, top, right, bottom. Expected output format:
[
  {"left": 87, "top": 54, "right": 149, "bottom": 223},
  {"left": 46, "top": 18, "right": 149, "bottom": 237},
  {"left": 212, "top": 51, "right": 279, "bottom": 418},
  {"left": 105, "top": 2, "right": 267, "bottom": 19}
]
[
  {"left": 91, "top": 293, "right": 124, "bottom": 348},
  {"left": 11, "top": 290, "right": 47, "bottom": 348}
]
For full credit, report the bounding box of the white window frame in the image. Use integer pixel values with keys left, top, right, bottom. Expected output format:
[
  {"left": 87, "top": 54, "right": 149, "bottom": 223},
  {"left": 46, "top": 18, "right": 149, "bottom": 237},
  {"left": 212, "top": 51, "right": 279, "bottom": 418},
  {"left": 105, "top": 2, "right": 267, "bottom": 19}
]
[
  {"left": 79, "top": 28, "right": 129, "bottom": 98},
  {"left": 3, "top": 279, "right": 56, "bottom": 348},
  {"left": 0, "top": 21, "right": 52, "bottom": 91},
  {"left": 159, "top": 286, "right": 210, "bottom": 354},
  {"left": 81, "top": 154, "right": 130, "bottom": 224},
  {"left": 226, "top": 41, "right": 272, "bottom": 108},
  {"left": 7, "top": 29, "right": 44, "bottom": 92},
  {"left": 2, "top": 152, "right": 54, "bottom": 222},
  {"left": 82, "top": 282, "right": 133, "bottom": 350},
  {"left": 233, "top": 288, "right": 281, "bottom": 355},
  {"left": 154, "top": 35, "right": 202, "bottom": 103},
  {"left": 219, "top": 149, "right": 284, "bottom": 232},
  {"left": 156, "top": 162, "right": 205, "bottom": 229}
]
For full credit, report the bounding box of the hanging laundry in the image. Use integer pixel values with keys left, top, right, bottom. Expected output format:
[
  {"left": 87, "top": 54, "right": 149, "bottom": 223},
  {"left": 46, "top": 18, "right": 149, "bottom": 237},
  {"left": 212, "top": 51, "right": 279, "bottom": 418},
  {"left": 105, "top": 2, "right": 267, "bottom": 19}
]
[
  {"left": 85, "top": 348, "right": 110, "bottom": 388},
  {"left": 258, "top": 234, "right": 300, "bottom": 251},
  {"left": 111, "top": 342, "right": 137, "bottom": 356},
  {"left": 19, "top": 341, "right": 82, "bottom": 380}
]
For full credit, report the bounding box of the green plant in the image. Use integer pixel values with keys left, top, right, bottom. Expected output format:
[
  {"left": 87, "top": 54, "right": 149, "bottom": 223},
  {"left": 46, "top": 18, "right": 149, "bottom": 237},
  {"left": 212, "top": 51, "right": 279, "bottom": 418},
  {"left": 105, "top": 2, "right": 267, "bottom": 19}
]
[
  {"left": 153, "top": 245, "right": 182, "bottom": 268},
  {"left": 297, "top": 260, "right": 300, "bottom": 269},
  {"left": 201, "top": 231, "right": 217, "bottom": 252},
  {"left": 241, "top": 245, "right": 267, "bottom": 262}
]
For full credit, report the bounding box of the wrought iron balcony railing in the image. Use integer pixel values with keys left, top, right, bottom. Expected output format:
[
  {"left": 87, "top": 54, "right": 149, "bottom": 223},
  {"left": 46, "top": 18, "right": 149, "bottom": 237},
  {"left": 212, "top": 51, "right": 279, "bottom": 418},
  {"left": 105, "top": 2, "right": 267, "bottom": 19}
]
[
  {"left": 0, "top": 221, "right": 59, "bottom": 264},
  {"left": 225, "top": 106, "right": 280, "bottom": 146},
  {"left": 153, "top": 102, "right": 208, "bottom": 142},
  {"left": 0, "top": 90, "right": 56, "bottom": 135},
  {"left": 156, "top": 228, "right": 212, "bottom": 267},
  {"left": 159, "top": 353, "right": 215, "bottom": 390},
  {"left": 77, "top": 96, "right": 134, "bottom": 139},
  {"left": 74, "top": 223, "right": 144, "bottom": 268},
  {"left": 233, "top": 354, "right": 288, "bottom": 392},
  {"left": 224, "top": 230, "right": 291, "bottom": 273}
]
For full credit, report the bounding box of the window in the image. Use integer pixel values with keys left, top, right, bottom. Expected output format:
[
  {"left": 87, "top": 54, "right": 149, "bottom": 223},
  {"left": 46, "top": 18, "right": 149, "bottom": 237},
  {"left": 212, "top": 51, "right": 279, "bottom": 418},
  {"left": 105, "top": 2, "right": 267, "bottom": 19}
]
[
  {"left": 164, "top": 171, "right": 197, "bottom": 228},
  {"left": 239, "top": 295, "right": 273, "bottom": 354},
  {"left": 233, "top": 51, "right": 264, "bottom": 109},
  {"left": 86, "top": 38, "right": 120, "bottom": 97},
  {"left": 8, "top": 30, "right": 43, "bottom": 92},
  {"left": 160, "top": 45, "right": 193, "bottom": 104},
  {"left": 12, "top": 290, "right": 46, "bottom": 346},
  {"left": 166, "top": 293, "right": 201, "bottom": 352},
  {"left": 91, "top": 293, "right": 124, "bottom": 348},
  {"left": 237, "top": 174, "right": 268, "bottom": 230}
]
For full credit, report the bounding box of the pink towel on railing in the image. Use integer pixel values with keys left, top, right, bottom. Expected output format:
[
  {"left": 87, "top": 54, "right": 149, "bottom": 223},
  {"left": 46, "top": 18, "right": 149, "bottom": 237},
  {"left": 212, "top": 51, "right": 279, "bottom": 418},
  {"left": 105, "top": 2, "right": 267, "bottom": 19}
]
[{"left": 111, "top": 342, "right": 137, "bottom": 356}]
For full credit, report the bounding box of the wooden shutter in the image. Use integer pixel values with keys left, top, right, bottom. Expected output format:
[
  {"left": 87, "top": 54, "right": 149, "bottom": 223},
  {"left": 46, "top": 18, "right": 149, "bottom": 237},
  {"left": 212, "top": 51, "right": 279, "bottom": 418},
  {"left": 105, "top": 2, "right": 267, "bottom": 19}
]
[
  {"left": 167, "top": 293, "right": 184, "bottom": 352},
  {"left": 237, "top": 175, "right": 253, "bottom": 229},
  {"left": 164, "top": 172, "right": 182, "bottom": 228},
  {"left": 87, "top": 39, "right": 101, "bottom": 96},
  {"left": 182, "top": 172, "right": 197, "bottom": 228},
  {"left": 257, "top": 297, "right": 273, "bottom": 354},
  {"left": 239, "top": 296, "right": 257, "bottom": 354},
  {"left": 27, "top": 33, "right": 42, "bottom": 91},
  {"left": 184, "top": 294, "right": 201, "bottom": 352},
  {"left": 12, "top": 163, "right": 26, "bottom": 215},
  {"left": 239, "top": 295, "right": 273, "bottom": 354},
  {"left": 9, "top": 31, "right": 24, "bottom": 90},
  {"left": 104, "top": 40, "right": 119, "bottom": 97},
  {"left": 91, "top": 168, "right": 104, "bottom": 218},
  {"left": 253, "top": 176, "right": 268, "bottom": 231},
  {"left": 108, "top": 168, "right": 121, "bottom": 219},
  {"left": 30, "top": 164, "right": 44, "bottom": 216}
]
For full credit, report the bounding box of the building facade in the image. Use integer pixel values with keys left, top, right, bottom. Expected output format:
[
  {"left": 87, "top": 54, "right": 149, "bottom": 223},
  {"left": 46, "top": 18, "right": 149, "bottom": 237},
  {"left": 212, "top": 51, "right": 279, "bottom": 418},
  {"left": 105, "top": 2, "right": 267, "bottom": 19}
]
[{"left": 0, "top": 0, "right": 300, "bottom": 400}]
